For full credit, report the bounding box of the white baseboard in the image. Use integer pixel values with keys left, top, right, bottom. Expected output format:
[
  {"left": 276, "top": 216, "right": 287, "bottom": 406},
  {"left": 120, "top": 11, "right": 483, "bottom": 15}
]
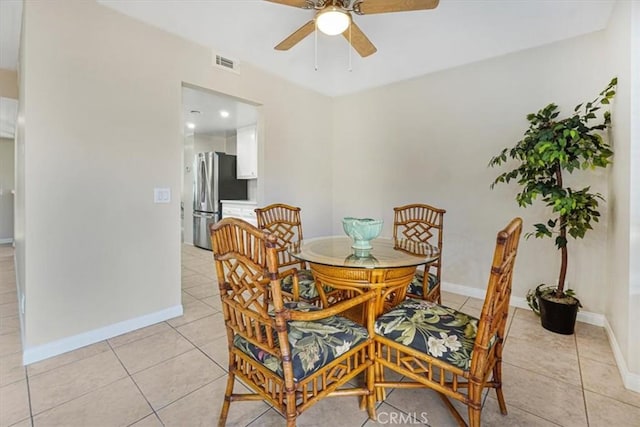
[
  {"left": 0, "top": 238, "right": 13, "bottom": 244},
  {"left": 442, "top": 281, "right": 487, "bottom": 300},
  {"left": 441, "top": 281, "right": 605, "bottom": 326},
  {"left": 22, "top": 305, "right": 183, "bottom": 365},
  {"left": 604, "top": 318, "right": 640, "bottom": 393},
  {"left": 443, "top": 281, "right": 640, "bottom": 392}
]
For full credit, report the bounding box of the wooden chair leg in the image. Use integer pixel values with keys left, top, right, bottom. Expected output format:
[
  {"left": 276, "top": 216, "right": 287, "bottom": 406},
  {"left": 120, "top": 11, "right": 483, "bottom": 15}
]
[
  {"left": 218, "top": 369, "right": 235, "bottom": 427},
  {"left": 374, "top": 361, "right": 387, "bottom": 402},
  {"left": 467, "top": 381, "right": 484, "bottom": 427},
  {"left": 493, "top": 363, "right": 508, "bottom": 414},
  {"left": 284, "top": 382, "right": 297, "bottom": 427},
  {"left": 366, "top": 362, "right": 377, "bottom": 420},
  {"left": 468, "top": 407, "right": 481, "bottom": 427}
]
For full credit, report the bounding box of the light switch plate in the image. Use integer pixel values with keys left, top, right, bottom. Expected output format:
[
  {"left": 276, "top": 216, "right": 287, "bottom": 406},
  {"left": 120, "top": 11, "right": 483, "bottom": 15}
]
[{"left": 154, "top": 187, "right": 171, "bottom": 204}]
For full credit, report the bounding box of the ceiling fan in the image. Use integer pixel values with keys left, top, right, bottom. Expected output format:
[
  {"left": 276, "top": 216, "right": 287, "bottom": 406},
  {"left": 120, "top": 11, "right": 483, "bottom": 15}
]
[{"left": 266, "top": 0, "right": 440, "bottom": 57}]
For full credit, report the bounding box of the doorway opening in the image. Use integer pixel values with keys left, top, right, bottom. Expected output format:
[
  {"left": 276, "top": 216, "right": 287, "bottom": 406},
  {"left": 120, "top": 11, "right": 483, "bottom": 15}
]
[{"left": 180, "top": 84, "right": 261, "bottom": 249}]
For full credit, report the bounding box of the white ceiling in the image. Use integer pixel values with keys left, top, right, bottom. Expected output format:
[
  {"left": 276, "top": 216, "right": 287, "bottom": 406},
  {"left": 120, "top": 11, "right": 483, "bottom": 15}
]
[
  {"left": 182, "top": 85, "right": 258, "bottom": 135},
  {"left": 0, "top": 0, "right": 615, "bottom": 98},
  {"left": 95, "top": 0, "right": 615, "bottom": 96}
]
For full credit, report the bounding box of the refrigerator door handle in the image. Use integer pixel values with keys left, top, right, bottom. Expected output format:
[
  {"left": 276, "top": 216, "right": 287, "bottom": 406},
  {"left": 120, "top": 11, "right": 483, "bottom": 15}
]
[{"left": 193, "top": 211, "right": 217, "bottom": 218}]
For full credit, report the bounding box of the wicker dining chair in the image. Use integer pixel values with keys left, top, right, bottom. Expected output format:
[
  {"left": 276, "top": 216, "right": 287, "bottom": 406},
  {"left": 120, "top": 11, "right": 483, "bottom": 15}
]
[
  {"left": 210, "top": 218, "right": 377, "bottom": 427},
  {"left": 254, "top": 203, "right": 326, "bottom": 305},
  {"left": 374, "top": 217, "right": 523, "bottom": 427},
  {"left": 393, "top": 203, "right": 446, "bottom": 303}
]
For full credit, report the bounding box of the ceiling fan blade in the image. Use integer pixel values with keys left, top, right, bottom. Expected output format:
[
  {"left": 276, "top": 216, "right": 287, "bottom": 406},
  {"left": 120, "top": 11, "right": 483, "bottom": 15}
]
[
  {"left": 264, "top": 0, "right": 310, "bottom": 8},
  {"left": 342, "top": 21, "right": 377, "bottom": 57},
  {"left": 358, "top": 0, "right": 439, "bottom": 15},
  {"left": 275, "top": 20, "right": 316, "bottom": 50}
]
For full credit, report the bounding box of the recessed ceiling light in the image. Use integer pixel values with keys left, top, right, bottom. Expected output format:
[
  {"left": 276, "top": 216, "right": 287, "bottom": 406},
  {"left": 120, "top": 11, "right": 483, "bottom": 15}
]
[
  {"left": 220, "top": 110, "right": 230, "bottom": 118},
  {"left": 186, "top": 122, "right": 196, "bottom": 129}
]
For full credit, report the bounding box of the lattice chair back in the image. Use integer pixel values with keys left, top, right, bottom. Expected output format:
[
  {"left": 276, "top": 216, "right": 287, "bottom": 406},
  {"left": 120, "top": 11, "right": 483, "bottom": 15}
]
[
  {"left": 255, "top": 203, "right": 305, "bottom": 270},
  {"left": 254, "top": 203, "right": 327, "bottom": 304},
  {"left": 374, "top": 217, "right": 522, "bottom": 427},
  {"left": 393, "top": 203, "right": 446, "bottom": 302},
  {"left": 210, "top": 217, "right": 377, "bottom": 426},
  {"left": 470, "top": 217, "right": 523, "bottom": 379},
  {"left": 210, "top": 217, "right": 280, "bottom": 359}
]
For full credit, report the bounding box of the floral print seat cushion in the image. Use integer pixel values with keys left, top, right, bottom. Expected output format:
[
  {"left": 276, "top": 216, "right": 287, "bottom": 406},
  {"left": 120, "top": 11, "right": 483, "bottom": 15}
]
[
  {"left": 406, "top": 271, "right": 439, "bottom": 297},
  {"left": 375, "top": 299, "right": 490, "bottom": 371},
  {"left": 234, "top": 301, "right": 369, "bottom": 382},
  {"left": 281, "top": 269, "right": 332, "bottom": 300}
]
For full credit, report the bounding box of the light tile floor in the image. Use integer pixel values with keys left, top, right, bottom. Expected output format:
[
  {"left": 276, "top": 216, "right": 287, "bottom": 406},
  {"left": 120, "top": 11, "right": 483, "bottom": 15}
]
[{"left": 1, "top": 243, "right": 640, "bottom": 426}]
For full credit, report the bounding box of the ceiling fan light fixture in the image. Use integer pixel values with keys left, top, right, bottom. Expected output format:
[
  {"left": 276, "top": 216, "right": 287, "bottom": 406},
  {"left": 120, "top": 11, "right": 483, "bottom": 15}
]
[{"left": 316, "top": 6, "right": 350, "bottom": 36}]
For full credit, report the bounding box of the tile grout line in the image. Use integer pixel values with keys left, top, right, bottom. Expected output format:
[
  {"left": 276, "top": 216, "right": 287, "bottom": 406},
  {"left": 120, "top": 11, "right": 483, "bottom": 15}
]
[
  {"left": 27, "top": 363, "right": 129, "bottom": 419},
  {"left": 167, "top": 317, "right": 231, "bottom": 377},
  {"left": 574, "top": 329, "right": 592, "bottom": 426},
  {"left": 177, "top": 274, "right": 288, "bottom": 426},
  {"left": 24, "top": 362, "right": 34, "bottom": 427},
  {"left": 244, "top": 407, "right": 285, "bottom": 426},
  {"left": 106, "top": 338, "right": 166, "bottom": 427},
  {"left": 484, "top": 395, "right": 564, "bottom": 426},
  {"left": 0, "top": 250, "right": 33, "bottom": 427}
]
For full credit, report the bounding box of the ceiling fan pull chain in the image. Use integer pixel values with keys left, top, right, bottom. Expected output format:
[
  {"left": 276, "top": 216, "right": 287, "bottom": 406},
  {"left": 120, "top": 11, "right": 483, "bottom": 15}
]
[
  {"left": 314, "top": 25, "right": 319, "bottom": 71},
  {"left": 348, "top": 24, "right": 352, "bottom": 72}
]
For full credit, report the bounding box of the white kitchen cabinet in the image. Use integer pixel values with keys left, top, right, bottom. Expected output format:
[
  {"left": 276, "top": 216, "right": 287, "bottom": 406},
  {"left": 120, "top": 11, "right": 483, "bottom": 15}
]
[
  {"left": 236, "top": 124, "right": 257, "bottom": 179},
  {"left": 221, "top": 200, "right": 258, "bottom": 226}
]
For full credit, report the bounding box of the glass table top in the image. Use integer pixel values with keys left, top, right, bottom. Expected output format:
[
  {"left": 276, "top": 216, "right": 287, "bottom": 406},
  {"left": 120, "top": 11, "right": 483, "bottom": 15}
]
[{"left": 288, "top": 236, "right": 440, "bottom": 269}]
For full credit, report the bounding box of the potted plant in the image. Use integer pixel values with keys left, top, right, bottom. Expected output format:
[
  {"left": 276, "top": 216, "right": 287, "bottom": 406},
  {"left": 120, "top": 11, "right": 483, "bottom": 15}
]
[{"left": 488, "top": 78, "right": 617, "bottom": 334}]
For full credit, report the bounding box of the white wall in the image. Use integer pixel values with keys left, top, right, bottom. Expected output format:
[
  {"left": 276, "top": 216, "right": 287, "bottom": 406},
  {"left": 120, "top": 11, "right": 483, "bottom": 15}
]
[
  {"left": 193, "top": 133, "right": 227, "bottom": 154},
  {"left": 605, "top": 0, "right": 640, "bottom": 389},
  {"left": 14, "top": 5, "right": 26, "bottom": 346},
  {"left": 182, "top": 134, "right": 195, "bottom": 246},
  {"left": 0, "top": 70, "right": 18, "bottom": 244},
  {"left": 19, "top": 0, "right": 332, "bottom": 360},
  {"left": 629, "top": 1, "right": 640, "bottom": 378},
  {"left": 332, "top": 31, "right": 611, "bottom": 313},
  {"left": 0, "top": 137, "right": 14, "bottom": 242}
]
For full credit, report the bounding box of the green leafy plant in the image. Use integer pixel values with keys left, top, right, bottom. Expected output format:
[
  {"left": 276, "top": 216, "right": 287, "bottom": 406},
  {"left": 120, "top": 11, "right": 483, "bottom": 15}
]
[{"left": 489, "top": 78, "right": 617, "bottom": 300}]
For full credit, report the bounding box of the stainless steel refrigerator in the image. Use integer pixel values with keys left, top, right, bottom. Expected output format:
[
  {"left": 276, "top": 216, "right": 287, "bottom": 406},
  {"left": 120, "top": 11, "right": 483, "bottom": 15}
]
[{"left": 193, "top": 152, "right": 247, "bottom": 250}]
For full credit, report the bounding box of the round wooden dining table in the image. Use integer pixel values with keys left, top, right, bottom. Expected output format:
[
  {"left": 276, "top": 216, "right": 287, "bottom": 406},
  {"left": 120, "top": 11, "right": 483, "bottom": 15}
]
[{"left": 288, "top": 236, "right": 440, "bottom": 323}]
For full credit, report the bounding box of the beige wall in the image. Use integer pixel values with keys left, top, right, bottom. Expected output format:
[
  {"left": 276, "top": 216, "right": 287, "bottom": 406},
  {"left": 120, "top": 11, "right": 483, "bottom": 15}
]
[
  {"left": 14, "top": 2, "right": 26, "bottom": 347},
  {"left": 0, "top": 69, "right": 18, "bottom": 243},
  {"left": 333, "top": 31, "right": 611, "bottom": 313},
  {"left": 605, "top": 0, "right": 640, "bottom": 384},
  {"left": 19, "top": 0, "right": 332, "bottom": 353},
  {"left": 605, "top": 0, "right": 631, "bottom": 374},
  {"left": 0, "top": 137, "right": 14, "bottom": 240},
  {"left": 0, "top": 68, "right": 18, "bottom": 99},
  {"left": 629, "top": 1, "right": 640, "bottom": 377}
]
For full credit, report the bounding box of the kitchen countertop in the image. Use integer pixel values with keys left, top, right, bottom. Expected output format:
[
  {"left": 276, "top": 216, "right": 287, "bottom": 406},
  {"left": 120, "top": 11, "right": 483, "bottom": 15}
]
[{"left": 220, "top": 200, "right": 257, "bottom": 205}]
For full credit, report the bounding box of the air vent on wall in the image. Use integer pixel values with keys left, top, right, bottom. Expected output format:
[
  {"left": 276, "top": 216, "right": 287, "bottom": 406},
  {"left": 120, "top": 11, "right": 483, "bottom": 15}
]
[{"left": 213, "top": 52, "right": 240, "bottom": 74}]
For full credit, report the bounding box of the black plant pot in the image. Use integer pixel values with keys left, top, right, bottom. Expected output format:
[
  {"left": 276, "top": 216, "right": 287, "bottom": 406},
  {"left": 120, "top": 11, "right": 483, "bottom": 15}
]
[{"left": 537, "top": 292, "right": 579, "bottom": 335}]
